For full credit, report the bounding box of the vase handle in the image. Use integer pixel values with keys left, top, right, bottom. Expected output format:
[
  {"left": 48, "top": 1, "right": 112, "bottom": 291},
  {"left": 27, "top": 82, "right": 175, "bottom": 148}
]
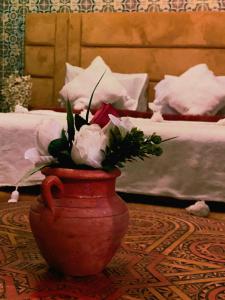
[{"left": 41, "top": 175, "right": 64, "bottom": 214}]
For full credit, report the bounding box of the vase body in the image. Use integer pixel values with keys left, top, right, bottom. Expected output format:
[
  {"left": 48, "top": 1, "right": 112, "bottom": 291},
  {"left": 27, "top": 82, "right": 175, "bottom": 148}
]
[{"left": 29, "top": 167, "right": 129, "bottom": 276}]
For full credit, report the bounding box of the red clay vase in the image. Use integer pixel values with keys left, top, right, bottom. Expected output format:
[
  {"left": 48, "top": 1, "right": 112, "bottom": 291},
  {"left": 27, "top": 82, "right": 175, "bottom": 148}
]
[{"left": 29, "top": 167, "right": 129, "bottom": 276}]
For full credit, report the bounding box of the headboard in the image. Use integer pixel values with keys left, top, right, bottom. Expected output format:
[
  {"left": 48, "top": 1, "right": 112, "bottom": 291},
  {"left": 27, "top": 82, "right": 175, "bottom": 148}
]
[{"left": 25, "top": 12, "right": 225, "bottom": 109}]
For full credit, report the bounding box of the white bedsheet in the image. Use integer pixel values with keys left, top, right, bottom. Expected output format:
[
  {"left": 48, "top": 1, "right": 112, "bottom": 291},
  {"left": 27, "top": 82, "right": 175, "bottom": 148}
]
[
  {"left": 1, "top": 111, "right": 225, "bottom": 202},
  {"left": 118, "top": 118, "right": 225, "bottom": 202},
  {"left": 0, "top": 111, "right": 66, "bottom": 186}
]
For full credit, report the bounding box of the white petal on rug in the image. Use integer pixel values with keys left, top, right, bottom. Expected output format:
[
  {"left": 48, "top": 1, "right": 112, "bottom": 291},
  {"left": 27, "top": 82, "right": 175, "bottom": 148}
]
[{"left": 185, "top": 200, "right": 210, "bottom": 217}]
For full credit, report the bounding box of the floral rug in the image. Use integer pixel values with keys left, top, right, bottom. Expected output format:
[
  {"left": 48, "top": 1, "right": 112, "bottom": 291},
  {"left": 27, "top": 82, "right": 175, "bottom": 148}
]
[{"left": 1, "top": 200, "right": 225, "bottom": 299}]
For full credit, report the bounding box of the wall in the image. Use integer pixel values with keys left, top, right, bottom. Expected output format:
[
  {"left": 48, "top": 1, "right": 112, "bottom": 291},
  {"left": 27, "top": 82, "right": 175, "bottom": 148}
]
[
  {"left": 0, "top": 2, "right": 3, "bottom": 96},
  {"left": 1, "top": 0, "right": 224, "bottom": 91}
]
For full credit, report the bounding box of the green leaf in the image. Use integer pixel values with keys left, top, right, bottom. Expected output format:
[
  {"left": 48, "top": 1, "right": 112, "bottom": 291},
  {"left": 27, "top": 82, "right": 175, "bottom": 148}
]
[
  {"left": 101, "top": 125, "right": 165, "bottom": 170},
  {"left": 75, "top": 114, "right": 88, "bottom": 131},
  {"left": 111, "top": 126, "right": 122, "bottom": 144},
  {"left": 162, "top": 136, "right": 177, "bottom": 142},
  {"left": 56, "top": 151, "right": 76, "bottom": 168},
  {"left": 61, "top": 128, "right": 68, "bottom": 143},
  {"left": 151, "top": 134, "right": 162, "bottom": 144},
  {"left": 16, "top": 162, "right": 51, "bottom": 188},
  {"left": 86, "top": 70, "right": 106, "bottom": 122},
  {"left": 66, "top": 100, "right": 75, "bottom": 150},
  {"left": 48, "top": 137, "right": 68, "bottom": 157}
]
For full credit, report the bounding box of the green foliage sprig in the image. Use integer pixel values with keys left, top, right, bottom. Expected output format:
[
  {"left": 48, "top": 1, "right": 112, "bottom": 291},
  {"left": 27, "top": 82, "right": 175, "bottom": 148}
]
[{"left": 102, "top": 128, "right": 163, "bottom": 171}]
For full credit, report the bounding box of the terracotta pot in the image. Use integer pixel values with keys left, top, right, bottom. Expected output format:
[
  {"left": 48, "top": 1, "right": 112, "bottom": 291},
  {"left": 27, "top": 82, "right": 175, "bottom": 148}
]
[{"left": 29, "top": 167, "right": 129, "bottom": 276}]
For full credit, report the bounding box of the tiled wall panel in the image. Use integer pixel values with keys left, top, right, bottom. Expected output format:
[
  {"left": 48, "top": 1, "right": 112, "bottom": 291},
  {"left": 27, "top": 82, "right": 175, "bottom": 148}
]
[{"left": 0, "top": 2, "right": 4, "bottom": 93}]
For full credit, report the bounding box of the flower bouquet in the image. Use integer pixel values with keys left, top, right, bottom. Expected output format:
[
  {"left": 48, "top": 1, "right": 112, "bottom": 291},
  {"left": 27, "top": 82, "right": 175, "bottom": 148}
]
[{"left": 25, "top": 101, "right": 163, "bottom": 171}]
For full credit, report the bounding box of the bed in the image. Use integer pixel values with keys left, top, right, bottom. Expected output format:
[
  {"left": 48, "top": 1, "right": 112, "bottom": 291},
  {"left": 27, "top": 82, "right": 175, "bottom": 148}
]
[{"left": 2, "top": 11, "right": 225, "bottom": 202}]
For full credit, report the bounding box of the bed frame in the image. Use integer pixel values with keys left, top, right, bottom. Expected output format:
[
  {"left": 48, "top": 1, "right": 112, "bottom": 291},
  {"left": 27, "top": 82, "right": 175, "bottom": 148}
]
[{"left": 25, "top": 12, "right": 225, "bottom": 109}]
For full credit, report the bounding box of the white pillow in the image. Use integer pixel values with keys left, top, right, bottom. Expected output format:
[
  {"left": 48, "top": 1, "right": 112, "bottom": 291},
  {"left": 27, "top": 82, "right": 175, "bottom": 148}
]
[
  {"left": 153, "top": 75, "right": 178, "bottom": 114},
  {"left": 60, "top": 57, "right": 135, "bottom": 110},
  {"left": 65, "top": 64, "right": 82, "bottom": 84},
  {"left": 153, "top": 64, "right": 225, "bottom": 115},
  {"left": 64, "top": 61, "right": 149, "bottom": 111}
]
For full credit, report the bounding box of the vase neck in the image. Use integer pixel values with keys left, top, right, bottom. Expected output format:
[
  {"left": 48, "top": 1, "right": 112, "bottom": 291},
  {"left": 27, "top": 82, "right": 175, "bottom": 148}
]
[{"left": 61, "top": 178, "right": 117, "bottom": 198}]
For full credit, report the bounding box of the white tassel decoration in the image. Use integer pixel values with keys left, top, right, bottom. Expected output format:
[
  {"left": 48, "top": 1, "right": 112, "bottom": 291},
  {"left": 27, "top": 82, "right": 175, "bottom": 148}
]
[
  {"left": 8, "top": 189, "right": 19, "bottom": 203},
  {"left": 148, "top": 103, "right": 164, "bottom": 122},
  {"left": 150, "top": 111, "right": 164, "bottom": 122},
  {"left": 217, "top": 118, "right": 225, "bottom": 125}
]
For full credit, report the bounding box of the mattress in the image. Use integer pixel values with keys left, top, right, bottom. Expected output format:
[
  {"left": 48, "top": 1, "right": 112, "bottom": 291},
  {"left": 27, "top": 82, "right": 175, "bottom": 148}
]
[{"left": 117, "top": 117, "right": 225, "bottom": 202}]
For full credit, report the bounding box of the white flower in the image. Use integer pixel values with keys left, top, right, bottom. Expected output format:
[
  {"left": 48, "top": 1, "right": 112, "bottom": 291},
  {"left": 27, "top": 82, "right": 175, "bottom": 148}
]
[
  {"left": 104, "top": 114, "right": 134, "bottom": 138},
  {"left": 71, "top": 124, "right": 107, "bottom": 168},
  {"left": 24, "top": 148, "right": 56, "bottom": 166},
  {"left": 36, "top": 119, "right": 63, "bottom": 156},
  {"left": 25, "top": 119, "right": 63, "bottom": 166}
]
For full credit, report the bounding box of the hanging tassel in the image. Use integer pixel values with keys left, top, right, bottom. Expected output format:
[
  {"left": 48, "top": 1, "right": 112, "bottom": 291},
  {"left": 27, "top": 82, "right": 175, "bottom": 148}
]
[
  {"left": 8, "top": 188, "right": 19, "bottom": 203},
  {"left": 150, "top": 111, "right": 164, "bottom": 122},
  {"left": 148, "top": 103, "right": 164, "bottom": 122},
  {"left": 7, "top": 162, "right": 51, "bottom": 204}
]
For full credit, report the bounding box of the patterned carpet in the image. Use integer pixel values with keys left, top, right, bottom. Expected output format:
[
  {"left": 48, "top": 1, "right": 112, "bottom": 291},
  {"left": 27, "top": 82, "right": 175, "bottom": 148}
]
[{"left": 1, "top": 200, "right": 225, "bottom": 300}]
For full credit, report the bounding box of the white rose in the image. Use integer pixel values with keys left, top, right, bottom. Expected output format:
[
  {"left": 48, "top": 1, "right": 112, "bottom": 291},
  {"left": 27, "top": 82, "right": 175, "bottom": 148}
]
[
  {"left": 71, "top": 124, "right": 107, "bottom": 168},
  {"left": 36, "top": 119, "right": 63, "bottom": 155},
  {"left": 25, "top": 119, "right": 63, "bottom": 167}
]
